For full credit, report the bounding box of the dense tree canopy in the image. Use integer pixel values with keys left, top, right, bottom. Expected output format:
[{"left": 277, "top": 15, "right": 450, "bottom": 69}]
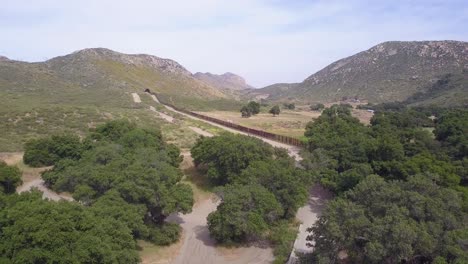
[
  {"left": 307, "top": 175, "right": 467, "bottom": 264},
  {"left": 191, "top": 133, "right": 274, "bottom": 185},
  {"left": 208, "top": 184, "right": 283, "bottom": 243},
  {"left": 0, "top": 120, "right": 195, "bottom": 263},
  {"left": 42, "top": 120, "right": 193, "bottom": 226},
  {"left": 24, "top": 134, "right": 83, "bottom": 167},
  {"left": 192, "top": 133, "right": 309, "bottom": 262},
  {"left": 302, "top": 106, "right": 468, "bottom": 263},
  {"left": 0, "top": 191, "right": 140, "bottom": 264}
]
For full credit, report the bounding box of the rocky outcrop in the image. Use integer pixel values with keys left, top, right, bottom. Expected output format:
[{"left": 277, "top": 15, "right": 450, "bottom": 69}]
[{"left": 194, "top": 72, "right": 253, "bottom": 91}]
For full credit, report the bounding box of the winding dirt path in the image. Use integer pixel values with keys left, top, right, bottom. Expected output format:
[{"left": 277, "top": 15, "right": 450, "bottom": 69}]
[{"left": 0, "top": 152, "right": 73, "bottom": 201}]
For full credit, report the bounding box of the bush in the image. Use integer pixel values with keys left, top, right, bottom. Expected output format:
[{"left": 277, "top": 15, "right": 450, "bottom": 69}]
[
  {"left": 240, "top": 101, "right": 260, "bottom": 117},
  {"left": 24, "top": 134, "right": 82, "bottom": 167},
  {"left": 0, "top": 162, "right": 22, "bottom": 194},
  {"left": 310, "top": 103, "right": 325, "bottom": 111},
  {"left": 207, "top": 184, "right": 283, "bottom": 243},
  {"left": 269, "top": 221, "right": 298, "bottom": 264},
  {"left": 146, "top": 222, "right": 181, "bottom": 245},
  {"left": 283, "top": 103, "right": 295, "bottom": 110}
]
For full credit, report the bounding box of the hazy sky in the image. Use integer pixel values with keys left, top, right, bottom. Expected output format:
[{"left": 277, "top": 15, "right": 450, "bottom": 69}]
[{"left": 1, "top": 0, "right": 467, "bottom": 87}]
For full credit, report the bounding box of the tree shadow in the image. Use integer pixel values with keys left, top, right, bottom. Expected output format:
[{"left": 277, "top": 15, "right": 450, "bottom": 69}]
[
  {"left": 194, "top": 225, "right": 216, "bottom": 246},
  {"left": 307, "top": 184, "right": 333, "bottom": 216}
]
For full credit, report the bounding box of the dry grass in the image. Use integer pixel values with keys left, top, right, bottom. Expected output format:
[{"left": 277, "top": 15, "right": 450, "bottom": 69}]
[
  {"left": 197, "top": 103, "right": 374, "bottom": 138},
  {"left": 196, "top": 110, "right": 320, "bottom": 138}
]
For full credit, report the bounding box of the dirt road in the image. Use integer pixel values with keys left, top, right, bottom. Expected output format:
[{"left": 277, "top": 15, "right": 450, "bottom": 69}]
[
  {"left": 288, "top": 185, "right": 332, "bottom": 263},
  {"left": 144, "top": 96, "right": 330, "bottom": 263},
  {"left": 166, "top": 196, "right": 274, "bottom": 264},
  {"left": 163, "top": 105, "right": 303, "bottom": 161},
  {"left": 149, "top": 106, "right": 175, "bottom": 123}
]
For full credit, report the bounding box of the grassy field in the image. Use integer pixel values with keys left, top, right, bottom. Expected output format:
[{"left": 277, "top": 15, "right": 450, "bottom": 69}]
[
  {"left": 196, "top": 103, "right": 374, "bottom": 138},
  {"left": 195, "top": 109, "right": 320, "bottom": 138},
  {"left": 0, "top": 93, "right": 226, "bottom": 152}
]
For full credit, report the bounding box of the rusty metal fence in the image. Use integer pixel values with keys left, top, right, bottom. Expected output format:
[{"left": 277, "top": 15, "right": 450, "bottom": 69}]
[{"left": 162, "top": 101, "right": 305, "bottom": 147}]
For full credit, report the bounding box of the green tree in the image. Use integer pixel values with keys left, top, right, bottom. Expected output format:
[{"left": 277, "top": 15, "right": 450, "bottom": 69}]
[
  {"left": 307, "top": 175, "right": 467, "bottom": 263},
  {"left": 38, "top": 120, "right": 193, "bottom": 243},
  {"left": 207, "top": 184, "right": 283, "bottom": 243},
  {"left": 0, "top": 162, "right": 22, "bottom": 194},
  {"left": 240, "top": 105, "right": 252, "bottom": 118},
  {"left": 0, "top": 191, "right": 140, "bottom": 263},
  {"left": 239, "top": 159, "right": 308, "bottom": 218},
  {"left": 269, "top": 105, "right": 281, "bottom": 116},
  {"left": 247, "top": 101, "right": 261, "bottom": 115},
  {"left": 24, "top": 134, "right": 83, "bottom": 167},
  {"left": 310, "top": 103, "right": 325, "bottom": 111},
  {"left": 191, "top": 133, "right": 274, "bottom": 185}
]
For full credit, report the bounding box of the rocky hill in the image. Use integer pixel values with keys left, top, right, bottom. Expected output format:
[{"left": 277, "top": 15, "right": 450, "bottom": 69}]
[
  {"left": 194, "top": 72, "right": 253, "bottom": 91},
  {"left": 252, "top": 41, "right": 468, "bottom": 104}
]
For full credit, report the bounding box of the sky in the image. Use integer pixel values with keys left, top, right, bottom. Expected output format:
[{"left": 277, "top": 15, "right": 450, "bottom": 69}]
[{"left": 1, "top": 0, "right": 467, "bottom": 87}]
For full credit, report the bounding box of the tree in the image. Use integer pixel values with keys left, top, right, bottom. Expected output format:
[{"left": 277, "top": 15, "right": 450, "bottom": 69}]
[
  {"left": 283, "top": 103, "right": 295, "bottom": 110},
  {"left": 310, "top": 103, "right": 325, "bottom": 111},
  {"left": 38, "top": 120, "right": 193, "bottom": 242},
  {"left": 191, "top": 133, "right": 274, "bottom": 185},
  {"left": 240, "top": 106, "right": 251, "bottom": 118},
  {"left": 269, "top": 105, "right": 281, "bottom": 116},
  {"left": 240, "top": 101, "right": 260, "bottom": 118},
  {"left": 0, "top": 191, "right": 140, "bottom": 263},
  {"left": 239, "top": 159, "right": 308, "bottom": 218},
  {"left": 207, "top": 184, "right": 283, "bottom": 243},
  {"left": 24, "top": 134, "right": 83, "bottom": 167},
  {"left": 307, "top": 174, "right": 467, "bottom": 264},
  {"left": 247, "top": 101, "right": 261, "bottom": 115},
  {"left": 0, "top": 162, "right": 22, "bottom": 194}
]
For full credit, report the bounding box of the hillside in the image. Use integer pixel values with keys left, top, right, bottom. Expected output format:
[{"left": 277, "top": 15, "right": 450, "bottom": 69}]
[
  {"left": 252, "top": 41, "right": 468, "bottom": 104},
  {"left": 194, "top": 72, "right": 253, "bottom": 91},
  {"left": 0, "top": 48, "right": 240, "bottom": 151},
  {"left": 404, "top": 71, "right": 468, "bottom": 107},
  {"left": 0, "top": 48, "right": 238, "bottom": 110}
]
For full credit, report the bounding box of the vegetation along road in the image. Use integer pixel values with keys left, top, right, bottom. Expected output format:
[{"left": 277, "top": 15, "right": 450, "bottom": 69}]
[{"left": 153, "top": 94, "right": 331, "bottom": 263}]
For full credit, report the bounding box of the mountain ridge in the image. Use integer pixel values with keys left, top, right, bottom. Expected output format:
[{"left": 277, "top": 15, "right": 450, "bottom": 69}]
[
  {"left": 0, "top": 48, "right": 239, "bottom": 110},
  {"left": 193, "top": 71, "right": 253, "bottom": 91},
  {"left": 251, "top": 40, "right": 468, "bottom": 105}
]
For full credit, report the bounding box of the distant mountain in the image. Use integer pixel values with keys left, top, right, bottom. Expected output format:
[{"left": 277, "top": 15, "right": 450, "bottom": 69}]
[
  {"left": 253, "top": 41, "right": 468, "bottom": 104},
  {"left": 0, "top": 48, "right": 231, "bottom": 110},
  {"left": 194, "top": 72, "right": 253, "bottom": 91}
]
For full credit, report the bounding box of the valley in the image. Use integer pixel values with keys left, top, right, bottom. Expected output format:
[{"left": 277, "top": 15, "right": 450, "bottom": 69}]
[{"left": 0, "top": 39, "right": 467, "bottom": 264}]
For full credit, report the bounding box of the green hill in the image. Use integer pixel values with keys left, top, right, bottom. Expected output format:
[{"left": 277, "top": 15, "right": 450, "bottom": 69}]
[{"left": 0, "top": 48, "right": 239, "bottom": 151}]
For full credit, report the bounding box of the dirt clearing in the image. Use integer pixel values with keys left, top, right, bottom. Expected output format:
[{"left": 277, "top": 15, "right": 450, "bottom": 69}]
[
  {"left": 0, "top": 152, "right": 73, "bottom": 201},
  {"left": 132, "top": 93, "right": 142, "bottom": 103}
]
